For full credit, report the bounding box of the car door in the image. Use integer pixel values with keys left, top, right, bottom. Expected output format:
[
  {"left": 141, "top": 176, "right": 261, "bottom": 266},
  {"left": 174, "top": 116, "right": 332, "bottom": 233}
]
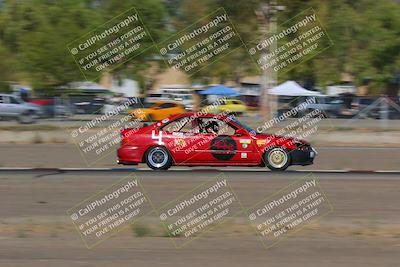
[
  {"left": 8, "top": 96, "right": 24, "bottom": 116},
  {"left": 160, "top": 117, "right": 204, "bottom": 164},
  {"left": 191, "top": 117, "right": 259, "bottom": 164},
  {"left": 154, "top": 103, "right": 173, "bottom": 120},
  {"left": 0, "top": 96, "right": 17, "bottom": 116},
  {"left": 163, "top": 103, "right": 177, "bottom": 117},
  {"left": 224, "top": 100, "right": 234, "bottom": 113},
  {"left": 232, "top": 100, "right": 245, "bottom": 113}
]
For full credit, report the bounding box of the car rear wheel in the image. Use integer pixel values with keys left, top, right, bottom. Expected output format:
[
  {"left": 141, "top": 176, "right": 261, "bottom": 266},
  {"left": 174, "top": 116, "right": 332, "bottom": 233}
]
[
  {"left": 264, "top": 147, "right": 290, "bottom": 171},
  {"left": 145, "top": 146, "right": 172, "bottom": 170}
]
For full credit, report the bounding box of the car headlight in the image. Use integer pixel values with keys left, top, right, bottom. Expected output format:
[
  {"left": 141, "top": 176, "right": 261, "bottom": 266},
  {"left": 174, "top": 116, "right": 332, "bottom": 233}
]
[{"left": 294, "top": 140, "right": 309, "bottom": 150}]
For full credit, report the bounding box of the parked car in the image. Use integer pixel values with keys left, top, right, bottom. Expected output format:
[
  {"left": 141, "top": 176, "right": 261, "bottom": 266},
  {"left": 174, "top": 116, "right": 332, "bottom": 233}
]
[
  {"left": 128, "top": 101, "right": 185, "bottom": 122},
  {"left": 145, "top": 93, "right": 170, "bottom": 104},
  {"left": 73, "top": 97, "right": 106, "bottom": 114},
  {"left": 0, "top": 94, "right": 42, "bottom": 123},
  {"left": 352, "top": 97, "right": 380, "bottom": 119},
  {"left": 302, "top": 96, "right": 343, "bottom": 118},
  {"left": 377, "top": 97, "right": 400, "bottom": 120},
  {"left": 30, "top": 99, "right": 73, "bottom": 117},
  {"left": 169, "top": 93, "right": 194, "bottom": 110},
  {"left": 205, "top": 99, "right": 247, "bottom": 116}
]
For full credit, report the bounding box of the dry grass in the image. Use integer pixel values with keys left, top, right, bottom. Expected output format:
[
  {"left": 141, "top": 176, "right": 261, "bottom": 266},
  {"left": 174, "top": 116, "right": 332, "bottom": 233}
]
[{"left": 1, "top": 220, "right": 399, "bottom": 239}]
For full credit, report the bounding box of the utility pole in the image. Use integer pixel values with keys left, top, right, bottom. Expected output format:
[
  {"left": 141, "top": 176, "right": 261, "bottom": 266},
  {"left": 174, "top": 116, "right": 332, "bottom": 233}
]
[{"left": 256, "top": 0, "right": 285, "bottom": 121}]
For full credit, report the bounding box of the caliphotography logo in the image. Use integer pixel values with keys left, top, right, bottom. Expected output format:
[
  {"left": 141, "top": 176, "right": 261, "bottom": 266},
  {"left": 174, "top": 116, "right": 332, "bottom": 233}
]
[
  {"left": 156, "top": 173, "right": 245, "bottom": 248},
  {"left": 67, "top": 175, "right": 155, "bottom": 249},
  {"left": 247, "top": 7, "right": 334, "bottom": 74},
  {"left": 157, "top": 7, "right": 248, "bottom": 76},
  {"left": 68, "top": 97, "right": 146, "bottom": 166},
  {"left": 67, "top": 7, "right": 156, "bottom": 80},
  {"left": 246, "top": 174, "right": 333, "bottom": 249}
]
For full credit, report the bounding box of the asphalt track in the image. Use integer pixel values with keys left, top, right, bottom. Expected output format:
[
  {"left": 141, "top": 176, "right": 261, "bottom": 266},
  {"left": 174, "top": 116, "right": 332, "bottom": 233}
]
[
  {"left": 1, "top": 144, "right": 400, "bottom": 171},
  {"left": 0, "top": 170, "right": 399, "bottom": 266}
]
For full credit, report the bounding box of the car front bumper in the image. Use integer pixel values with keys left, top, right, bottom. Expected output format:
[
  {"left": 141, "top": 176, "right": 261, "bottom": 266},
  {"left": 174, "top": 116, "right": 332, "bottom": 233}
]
[{"left": 291, "top": 147, "right": 317, "bottom": 166}]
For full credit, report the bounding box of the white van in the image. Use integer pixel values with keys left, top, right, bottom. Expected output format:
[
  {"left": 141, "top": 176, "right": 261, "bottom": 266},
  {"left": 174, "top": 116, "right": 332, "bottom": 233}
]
[{"left": 159, "top": 86, "right": 195, "bottom": 110}]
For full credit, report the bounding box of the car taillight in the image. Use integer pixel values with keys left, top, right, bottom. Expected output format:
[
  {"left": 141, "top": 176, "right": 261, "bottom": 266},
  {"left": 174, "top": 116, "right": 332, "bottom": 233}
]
[
  {"left": 120, "top": 129, "right": 129, "bottom": 145},
  {"left": 121, "top": 138, "right": 129, "bottom": 146}
]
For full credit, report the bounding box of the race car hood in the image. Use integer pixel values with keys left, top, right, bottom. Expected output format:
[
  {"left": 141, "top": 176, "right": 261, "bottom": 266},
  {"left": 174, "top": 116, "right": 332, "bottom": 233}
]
[{"left": 253, "top": 133, "right": 310, "bottom": 148}]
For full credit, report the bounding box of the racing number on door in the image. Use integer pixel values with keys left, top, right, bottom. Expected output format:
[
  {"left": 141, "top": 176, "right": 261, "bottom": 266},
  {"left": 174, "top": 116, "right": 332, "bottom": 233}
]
[{"left": 152, "top": 130, "right": 164, "bottom": 145}]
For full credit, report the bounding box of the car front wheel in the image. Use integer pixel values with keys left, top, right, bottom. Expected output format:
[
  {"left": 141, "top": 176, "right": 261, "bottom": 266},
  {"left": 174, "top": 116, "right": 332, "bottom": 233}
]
[
  {"left": 145, "top": 146, "right": 172, "bottom": 170},
  {"left": 18, "top": 110, "right": 36, "bottom": 124},
  {"left": 264, "top": 147, "right": 290, "bottom": 171}
]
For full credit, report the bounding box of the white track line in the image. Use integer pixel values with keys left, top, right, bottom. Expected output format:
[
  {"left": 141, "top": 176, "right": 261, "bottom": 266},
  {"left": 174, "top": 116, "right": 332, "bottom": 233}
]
[
  {"left": 59, "top": 168, "right": 111, "bottom": 171},
  {"left": 0, "top": 167, "right": 399, "bottom": 173},
  {"left": 0, "top": 167, "right": 33, "bottom": 170}
]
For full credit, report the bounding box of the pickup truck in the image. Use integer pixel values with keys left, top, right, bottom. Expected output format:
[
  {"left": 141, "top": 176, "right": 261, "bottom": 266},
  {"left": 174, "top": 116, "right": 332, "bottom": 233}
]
[{"left": 0, "top": 94, "right": 42, "bottom": 123}]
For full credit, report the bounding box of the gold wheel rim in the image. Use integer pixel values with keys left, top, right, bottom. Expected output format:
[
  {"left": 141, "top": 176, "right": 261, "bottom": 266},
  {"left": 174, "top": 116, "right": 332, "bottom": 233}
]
[{"left": 269, "top": 149, "right": 287, "bottom": 168}]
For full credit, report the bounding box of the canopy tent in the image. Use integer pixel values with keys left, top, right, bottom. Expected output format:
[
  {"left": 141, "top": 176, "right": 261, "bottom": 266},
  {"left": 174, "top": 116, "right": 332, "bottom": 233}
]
[
  {"left": 199, "top": 85, "right": 240, "bottom": 96},
  {"left": 111, "top": 79, "right": 139, "bottom": 97},
  {"left": 269, "top": 81, "right": 323, "bottom": 96}
]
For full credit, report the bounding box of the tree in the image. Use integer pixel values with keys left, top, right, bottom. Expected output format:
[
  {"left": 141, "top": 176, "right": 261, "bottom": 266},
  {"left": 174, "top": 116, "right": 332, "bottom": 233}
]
[
  {"left": 279, "top": 0, "right": 400, "bottom": 93},
  {"left": 0, "top": 0, "right": 102, "bottom": 91},
  {"left": 0, "top": 0, "right": 168, "bottom": 94}
]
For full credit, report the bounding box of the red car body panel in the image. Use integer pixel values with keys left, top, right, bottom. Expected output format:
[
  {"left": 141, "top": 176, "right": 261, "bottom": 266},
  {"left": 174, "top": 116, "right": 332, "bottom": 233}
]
[{"left": 117, "top": 113, "right": 313, "bottom": 167}]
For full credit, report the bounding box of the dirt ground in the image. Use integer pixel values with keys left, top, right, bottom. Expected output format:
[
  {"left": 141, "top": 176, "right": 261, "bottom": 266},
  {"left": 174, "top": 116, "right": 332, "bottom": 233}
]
[{"left": 0, "top": 171, "right": 399, "bottom": 266}]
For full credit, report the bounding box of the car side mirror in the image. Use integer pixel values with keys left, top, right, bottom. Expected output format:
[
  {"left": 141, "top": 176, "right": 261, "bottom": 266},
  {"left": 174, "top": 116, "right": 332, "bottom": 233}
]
[{"left": 235, "top": 128, "right": 247, "bottom": 136}]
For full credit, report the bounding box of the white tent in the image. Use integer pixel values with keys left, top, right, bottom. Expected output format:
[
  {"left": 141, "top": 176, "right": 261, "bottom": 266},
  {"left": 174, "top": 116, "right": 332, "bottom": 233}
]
[
  {"left": 111, "top": 79, "right": 139, "bottom": 97},
  {"left": 269, "top": 81, "right": 323, "bottom": 96}
]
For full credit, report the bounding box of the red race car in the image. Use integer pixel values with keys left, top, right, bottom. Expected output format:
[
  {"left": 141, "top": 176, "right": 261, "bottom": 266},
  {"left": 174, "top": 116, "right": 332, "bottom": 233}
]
[{"left": 117, "top": 113, "right": 317, "bottom": 171}]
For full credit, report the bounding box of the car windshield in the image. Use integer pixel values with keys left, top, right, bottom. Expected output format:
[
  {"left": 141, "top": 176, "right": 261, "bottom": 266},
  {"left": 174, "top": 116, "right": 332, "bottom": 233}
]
[
  {"left": 142, "top": 102, "right": 155, "bottom": 108},
  {"left": 229, "top": 116, "right": 256, "bottom": 134}
]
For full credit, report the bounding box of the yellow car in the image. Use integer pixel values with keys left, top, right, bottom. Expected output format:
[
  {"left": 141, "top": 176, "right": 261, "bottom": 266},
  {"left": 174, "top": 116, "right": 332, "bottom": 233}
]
[
  {"left": 204, "top": 99, "right": 247, "bottom": 115},
  {"left": 128, "top": 101, "right": 185, "bottom": 121}
]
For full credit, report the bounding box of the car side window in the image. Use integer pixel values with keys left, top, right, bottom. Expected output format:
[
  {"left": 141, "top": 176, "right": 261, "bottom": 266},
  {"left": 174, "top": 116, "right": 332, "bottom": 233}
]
[
  {"left": 162, "top": 117, "right": 193, "bottom": 133},
  {"left": 180, "top": 121, "right": 198, "bottom": 133},
  {"left": 9, "top": 97, "right": 20, "bottom": 104},
  {"left": 159, "top": 103, "right": 176, "bottom": 109},
  {"left": 0, "top": 96, "right": 3, "bottom": 104},
  {"left": 198, "top": 118, "right": 236, "bottom": 135},
  {"left": 2, "top": 96, "right": 9, "bottom": 104}
]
